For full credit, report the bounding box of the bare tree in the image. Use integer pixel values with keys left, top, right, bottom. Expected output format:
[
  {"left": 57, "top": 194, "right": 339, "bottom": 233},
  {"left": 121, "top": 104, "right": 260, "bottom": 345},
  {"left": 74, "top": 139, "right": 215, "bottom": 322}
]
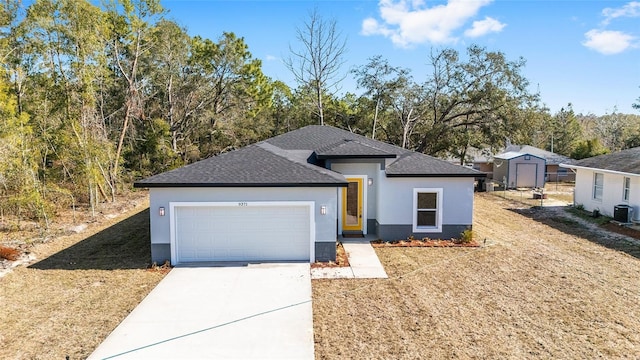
[{"left": 285, "top": 8, "right": 346, "bottom": 126}]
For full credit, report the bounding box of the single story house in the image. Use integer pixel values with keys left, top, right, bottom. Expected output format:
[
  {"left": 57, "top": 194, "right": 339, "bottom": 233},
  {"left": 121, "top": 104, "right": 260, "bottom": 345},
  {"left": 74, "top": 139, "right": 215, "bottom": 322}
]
[
  {"left": 560, "top": 147, "right": 640, "bottom": 222},
  {"left": 493, "top": 151, "right": 546, "bottom": 189},
  {"left": 134, "top": 125, "right": 484, "bottom": 265},
  {"left": 504, "top": 145, "right": 575, "bottom": 182}
]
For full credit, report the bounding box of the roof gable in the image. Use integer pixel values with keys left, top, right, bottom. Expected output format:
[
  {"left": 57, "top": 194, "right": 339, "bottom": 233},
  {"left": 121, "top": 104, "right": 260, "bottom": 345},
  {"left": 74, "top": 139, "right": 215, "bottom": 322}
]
[
  {"left": 505, "top": 145, "right": 573, "bottom": 164},
  {"left": 495, "top": 151, "right": 545, "bottom": 161}
]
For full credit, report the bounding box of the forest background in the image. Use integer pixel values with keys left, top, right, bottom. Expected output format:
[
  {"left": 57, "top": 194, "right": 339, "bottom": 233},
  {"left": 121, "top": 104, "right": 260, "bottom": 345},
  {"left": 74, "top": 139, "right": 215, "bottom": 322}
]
[{"left": 0, "top": 0, "right": 639, "bottom": 227}]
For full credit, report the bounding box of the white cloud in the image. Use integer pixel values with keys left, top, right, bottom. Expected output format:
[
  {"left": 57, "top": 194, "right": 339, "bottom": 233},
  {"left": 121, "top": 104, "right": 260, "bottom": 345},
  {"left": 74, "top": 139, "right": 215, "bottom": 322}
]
[
  {"left": 464, "top": 16, "right": 506, "bottom": 38},
  {"left": 361, "top": 0, "right": 495, "bottom": 47},
  {"left": 583, "top": 29, "right": 635, "bottom": 54},
  {"left": 265, "top": 55, "right": 278, "bottom": 61},
  {"left": 602, "top": 1, "right": 640, "bottom": 25}
]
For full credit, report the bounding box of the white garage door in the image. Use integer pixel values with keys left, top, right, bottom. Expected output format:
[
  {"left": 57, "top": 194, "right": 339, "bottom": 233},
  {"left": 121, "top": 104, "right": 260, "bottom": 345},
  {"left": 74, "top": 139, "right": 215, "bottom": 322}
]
[
  {"left": 516, "top": 163, "right": 538, "bottom": 188},
  {"left": 172, "top": 202, "right": 312, "bottom": 264}
]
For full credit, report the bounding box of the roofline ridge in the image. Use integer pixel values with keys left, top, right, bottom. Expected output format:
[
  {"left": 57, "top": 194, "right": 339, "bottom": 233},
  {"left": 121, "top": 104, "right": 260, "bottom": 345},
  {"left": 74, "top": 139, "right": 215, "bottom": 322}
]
[{"left": 256, "top": 142, "right": 347, "bottom": 182}]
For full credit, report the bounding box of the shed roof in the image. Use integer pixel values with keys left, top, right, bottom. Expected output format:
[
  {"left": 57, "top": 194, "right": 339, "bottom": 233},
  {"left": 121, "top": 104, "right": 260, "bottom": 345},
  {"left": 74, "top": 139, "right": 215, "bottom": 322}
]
[
  {"left": 504, "top": 145, "right": 573, "bottom": 165},
  {"left": 494, "top": 151, "right": 545, "bottom": 161}
]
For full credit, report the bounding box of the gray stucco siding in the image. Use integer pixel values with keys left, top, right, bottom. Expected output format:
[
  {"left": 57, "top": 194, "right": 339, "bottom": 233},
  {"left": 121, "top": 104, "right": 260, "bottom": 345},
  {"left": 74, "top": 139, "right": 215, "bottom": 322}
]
[
  {"left": 376, "top": 223, "right": 471, "bottom": 241},
  {"left": 329, "top": 160, "right": 381, "bottom": 220},
  {"left": 376, "top": 175, "right": 475, "bottom": 227},
  {"left": 148, "top": 187, "right": 338, "bottom": 263}
]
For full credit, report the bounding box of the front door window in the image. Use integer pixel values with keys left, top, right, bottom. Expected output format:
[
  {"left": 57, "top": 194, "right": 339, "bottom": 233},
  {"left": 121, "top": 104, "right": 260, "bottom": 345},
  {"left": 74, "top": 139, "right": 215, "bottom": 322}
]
[
  {"left": 345, "top": 181, "right": 359, "bottom": 226},
  {"left": 342, "top": 177, "right": 363, "bottom": 231}
]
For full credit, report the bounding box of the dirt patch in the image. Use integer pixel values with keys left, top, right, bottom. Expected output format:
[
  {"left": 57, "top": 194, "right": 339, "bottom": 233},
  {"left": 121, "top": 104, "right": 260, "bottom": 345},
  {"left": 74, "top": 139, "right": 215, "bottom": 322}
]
[
  {"left": 602, "top": 222, "right": 640, "bottom": 241},
  {"left": 312, "top": 193, "right": 640, "bottom": 359},
  {"left": 0, "top": 191, "right": 166, "bottom": 360},
  {"left": 312, "top": 242, "right": 350, "bottom": 268}
]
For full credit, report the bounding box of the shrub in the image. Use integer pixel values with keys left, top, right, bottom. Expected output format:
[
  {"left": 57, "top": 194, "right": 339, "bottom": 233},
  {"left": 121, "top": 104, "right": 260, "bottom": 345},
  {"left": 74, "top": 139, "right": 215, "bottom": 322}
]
[
  {"left": 0, "top": 246, "right": 20, "bottom": 261},
  {"left": 460, "top": 229, "right": 474, "bottom": 244}
]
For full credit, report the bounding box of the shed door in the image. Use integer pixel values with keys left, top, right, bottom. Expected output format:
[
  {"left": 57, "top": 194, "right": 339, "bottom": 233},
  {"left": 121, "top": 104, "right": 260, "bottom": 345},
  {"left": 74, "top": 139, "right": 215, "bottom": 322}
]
[
  {"left": 516, "top": 163, "right": 538, "bottom": 188},
  {"left": 173, "top": 203, "right": 311, "bottom": 264}
]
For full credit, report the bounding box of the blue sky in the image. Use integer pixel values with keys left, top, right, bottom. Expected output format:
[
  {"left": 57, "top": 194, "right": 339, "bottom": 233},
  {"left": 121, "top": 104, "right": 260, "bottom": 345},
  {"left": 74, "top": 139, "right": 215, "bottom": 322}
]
[{"left": 162, "top": 0, "right": 639, "bottom": 116}]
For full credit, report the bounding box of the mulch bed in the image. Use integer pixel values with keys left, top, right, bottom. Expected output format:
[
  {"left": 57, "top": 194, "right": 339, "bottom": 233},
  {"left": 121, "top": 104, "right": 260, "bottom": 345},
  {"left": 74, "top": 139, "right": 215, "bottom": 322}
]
[
  {"left": 602, "top": 222, "right": 640, "bottom": 241},
  {"left": 371, "top": 238, "right": 480, "bottom": 248}
]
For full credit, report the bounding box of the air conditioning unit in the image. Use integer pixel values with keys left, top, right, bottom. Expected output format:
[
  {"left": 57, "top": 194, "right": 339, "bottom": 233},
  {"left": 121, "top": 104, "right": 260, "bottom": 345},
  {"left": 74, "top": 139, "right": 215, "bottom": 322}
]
[{"left": 614, "top": 204, "right": 633, "bottom": 223}]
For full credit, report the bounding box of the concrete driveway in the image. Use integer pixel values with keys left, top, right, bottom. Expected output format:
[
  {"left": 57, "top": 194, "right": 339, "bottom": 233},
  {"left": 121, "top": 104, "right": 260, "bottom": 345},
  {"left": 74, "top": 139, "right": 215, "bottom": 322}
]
[{"left": 88, "top": 263, "right": 313, "bottom": 359}]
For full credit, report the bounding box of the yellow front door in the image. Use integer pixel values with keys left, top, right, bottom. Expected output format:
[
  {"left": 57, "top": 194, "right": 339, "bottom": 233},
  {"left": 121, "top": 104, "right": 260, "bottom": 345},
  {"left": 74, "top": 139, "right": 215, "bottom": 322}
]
[{"left": 342, "top": 177, "right": 363, "bottom": 231}]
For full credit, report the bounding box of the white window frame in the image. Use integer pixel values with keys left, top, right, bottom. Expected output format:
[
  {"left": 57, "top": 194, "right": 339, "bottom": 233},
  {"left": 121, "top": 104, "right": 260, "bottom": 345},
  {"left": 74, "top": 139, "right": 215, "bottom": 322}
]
[
  {"left": 623, "top": 176, "right": 630, "bottom": 202},
  {"left": 593, "top": 173, "right": 604, "bottom": 201},
  {"left": 413, "top": 188, "right": 443, "bottom": 233}
]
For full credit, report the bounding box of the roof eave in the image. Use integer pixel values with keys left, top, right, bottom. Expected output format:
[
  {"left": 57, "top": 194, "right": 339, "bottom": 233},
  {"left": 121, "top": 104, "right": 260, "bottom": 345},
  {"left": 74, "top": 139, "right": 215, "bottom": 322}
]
[
  {"left": 559, "top": 163, "right": 640, "bottom": 177},
  {"left": 133, "top": 181, "right": 349, "bottom": 189},
  {"left": 133, "top": 181, "right": 349, "bottom": 188},
  {"left": 385, "top": 173, "right": 486, "bottom": 178},
  {"left": 315, "top": 154, "right": 397, "bottom": 160}
]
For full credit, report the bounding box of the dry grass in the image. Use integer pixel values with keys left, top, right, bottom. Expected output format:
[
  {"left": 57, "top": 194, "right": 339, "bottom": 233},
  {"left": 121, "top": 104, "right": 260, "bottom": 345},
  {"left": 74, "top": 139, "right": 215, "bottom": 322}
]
[
  {"left": 490, "top": 182, "right": 575, "bottom": 207},
  {"left": 312, "top": 193, "right": 640, "bottom": 359},
  {"left": 0, "top": 193, "right": 166, "bottom": 360}
]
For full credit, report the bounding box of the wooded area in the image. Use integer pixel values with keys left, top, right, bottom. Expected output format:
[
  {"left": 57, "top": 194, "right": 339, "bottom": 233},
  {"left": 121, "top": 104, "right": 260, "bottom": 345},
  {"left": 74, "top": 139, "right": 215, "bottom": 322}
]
[{"left": 1, "top": 0, "right": 639, "bottom": 226}]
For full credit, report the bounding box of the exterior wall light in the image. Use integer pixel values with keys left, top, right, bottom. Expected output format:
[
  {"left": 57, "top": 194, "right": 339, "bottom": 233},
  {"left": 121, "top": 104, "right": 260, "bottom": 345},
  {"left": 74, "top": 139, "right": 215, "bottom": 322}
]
[
  {"left": 159, "top": 207, "right": 165, "bottom": 216},
  {"left": 320, "top": 205, "right": 327, "bottom": 215},
  {"left": 368, "top": 178, "right": 373, "bottom": 186}
]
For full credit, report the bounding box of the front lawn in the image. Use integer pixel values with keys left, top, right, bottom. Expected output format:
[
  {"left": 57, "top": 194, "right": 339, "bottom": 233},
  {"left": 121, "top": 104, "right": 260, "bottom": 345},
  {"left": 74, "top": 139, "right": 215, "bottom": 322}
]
[
  {"left": 3, "top": 191, "right": 639, "bottom": 359},
  {"left": 312, "top": 193, "right": 640, "bottom": 359},
  {"left": 0, "top": 195, "right": 166, "bottom": 359}
]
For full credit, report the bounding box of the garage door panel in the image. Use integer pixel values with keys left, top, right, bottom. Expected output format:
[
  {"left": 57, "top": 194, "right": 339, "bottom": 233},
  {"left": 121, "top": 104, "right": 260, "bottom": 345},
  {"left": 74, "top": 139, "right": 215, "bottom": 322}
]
[
  {"left": 174, "top": 204, "right": 311, "bottom": 263},
  {"left": 516, "top": 163, "right": 538, "bottom": 188}
]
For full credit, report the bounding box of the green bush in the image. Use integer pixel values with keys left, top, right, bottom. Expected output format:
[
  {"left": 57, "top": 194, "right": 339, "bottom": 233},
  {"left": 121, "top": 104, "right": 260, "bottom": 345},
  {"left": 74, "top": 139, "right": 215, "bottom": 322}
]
[{"left": 460, "top": 229, "right": 474, "bottom": 244}]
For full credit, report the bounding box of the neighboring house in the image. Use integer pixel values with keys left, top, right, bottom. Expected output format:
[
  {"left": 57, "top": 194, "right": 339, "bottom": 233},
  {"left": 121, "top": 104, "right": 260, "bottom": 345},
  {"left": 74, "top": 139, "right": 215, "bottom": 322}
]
[
  {"left": 504, "top": 145, "right": 575, "bottom": 182},
  {"left": 560, "top": 147, "right": 640, "bottom": 222},
  {"left": 134, "top": 125, "right": 484, "bottom": 265},
  {"left": 493, "top": 152, "right": 546, "bottom": 189}
]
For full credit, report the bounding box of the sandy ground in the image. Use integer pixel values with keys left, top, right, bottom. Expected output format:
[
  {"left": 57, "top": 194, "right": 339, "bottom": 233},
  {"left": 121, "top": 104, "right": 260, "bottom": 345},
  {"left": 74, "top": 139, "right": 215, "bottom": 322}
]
[
  {"left": 0, "top": 192, "right": 167, "bottom": 360},
  {"left": 3, "top": 189, "right": 640, "bottom": 359},
  {"left": 312, "top": 193, "right": 640, "bottom": 359}
]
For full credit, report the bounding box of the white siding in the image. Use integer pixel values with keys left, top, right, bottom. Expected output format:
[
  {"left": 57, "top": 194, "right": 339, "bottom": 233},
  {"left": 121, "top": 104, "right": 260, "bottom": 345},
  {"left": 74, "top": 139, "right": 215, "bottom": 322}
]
[
  {"left": 376, "top": 173, "right": 474, "bottom": 226},
  {"left": 574, "top": 168, "right": 640, "bottom": 220}
]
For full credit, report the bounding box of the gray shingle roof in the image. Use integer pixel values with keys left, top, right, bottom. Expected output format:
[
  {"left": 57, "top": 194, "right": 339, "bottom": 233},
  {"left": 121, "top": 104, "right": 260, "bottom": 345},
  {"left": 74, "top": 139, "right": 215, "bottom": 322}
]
[
  {"left": 566, "top": 147, "right": 640, "bottom": 175},
  {"left": 135, "top": 125, "right": 483, "bottom": 188},
  {"left": 265, "top": 125, "right": 406, "bottom": 155},
  {"left": 315, "top": 139, "right": 396, "bottom": 159},
  {"left": 134, "top": 145, "right": 347, "bottom": 187},
  {"left": 386, "top": 152, "right": 483, "bottom": 177},
  {"left": 504, "top": 145, "right": 573, "bottom": 165}
]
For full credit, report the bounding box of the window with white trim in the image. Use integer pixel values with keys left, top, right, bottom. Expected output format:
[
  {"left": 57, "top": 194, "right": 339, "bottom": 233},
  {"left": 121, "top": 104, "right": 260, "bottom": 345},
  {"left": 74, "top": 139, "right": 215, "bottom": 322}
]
[
  {"left": 413, "top": 188, "right": 443, "bottom": 233},
  {"left": 623, "top": 177, "right": 630, "bottom": 202},
  {"left": 593, "top": 173, "right": 603, "bottom": 200}
]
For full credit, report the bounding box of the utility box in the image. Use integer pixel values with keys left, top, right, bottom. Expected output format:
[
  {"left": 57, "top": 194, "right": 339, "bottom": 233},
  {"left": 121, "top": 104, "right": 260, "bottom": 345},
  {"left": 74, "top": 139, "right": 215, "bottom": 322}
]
[{"left": 614, "top": 204, "right": 633, "bottom": 223}]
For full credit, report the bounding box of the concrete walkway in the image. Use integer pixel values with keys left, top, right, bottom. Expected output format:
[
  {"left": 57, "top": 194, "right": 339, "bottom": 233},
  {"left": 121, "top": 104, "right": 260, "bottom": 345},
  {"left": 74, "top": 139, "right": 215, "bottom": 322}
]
[
  {"left": 311, "top": 240, "right": 388, "bottom": 279},
  {"left": 89, "top": 263, "right": 313, "bottom": 359}
]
